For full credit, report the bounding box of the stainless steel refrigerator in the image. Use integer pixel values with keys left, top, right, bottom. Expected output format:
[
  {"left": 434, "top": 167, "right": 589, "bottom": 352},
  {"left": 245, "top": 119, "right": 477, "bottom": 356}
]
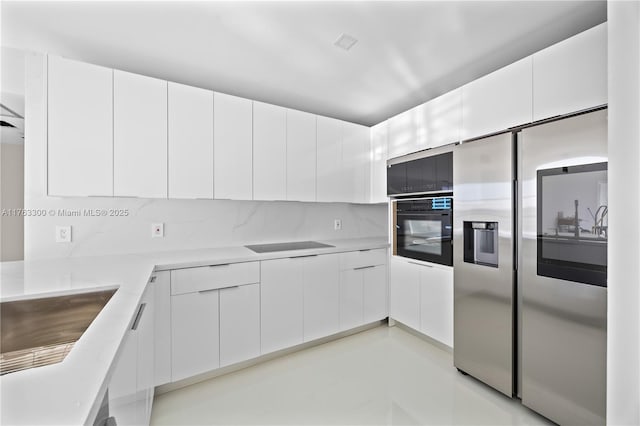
[{"left": 453, "top": 109, "right": 607, "bottom": 425}]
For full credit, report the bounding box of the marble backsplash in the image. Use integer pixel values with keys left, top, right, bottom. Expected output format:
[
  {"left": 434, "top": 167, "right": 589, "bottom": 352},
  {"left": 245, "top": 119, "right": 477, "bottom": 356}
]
[{"left": 23, "top": 197, "right": 387, "bottom": 260}]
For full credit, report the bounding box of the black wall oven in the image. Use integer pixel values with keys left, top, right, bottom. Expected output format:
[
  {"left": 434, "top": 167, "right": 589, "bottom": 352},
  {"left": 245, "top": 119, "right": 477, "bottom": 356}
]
[{"left": 394, "top": 197, "right": 453, "bottom": 266}]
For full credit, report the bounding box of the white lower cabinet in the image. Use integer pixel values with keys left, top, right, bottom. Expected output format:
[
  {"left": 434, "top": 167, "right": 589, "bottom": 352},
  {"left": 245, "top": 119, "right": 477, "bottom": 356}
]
[
  {"left": 153, "top": 272, "right": 171, "bottom": 387},
  {"left": 109, "top": 284, "right": 155, "bottom": 426},
  {"left": 339, "top": 249, "right": 388, "bottom": 331},
  {"left": 219, "top": 283, "right": 260, "bottom": 367},
  {"left": 419, "top": 265, "right": 453, "bottom": 347},
  {"left": 339, "top": 269, "right": 364, "bottom": 331},
  {"left": 339, "top": 265, "right": 388, "bottom": 329},
  {"left": 389, "top": 257, "right": 421, "bottom": 330},
  {"left": 109, "top": 329, "right": 138, "bottom": 425},
  {"left": 389, "top": 256, "right": 453, "bottom": 347},
  {"left": 169, "top": 262, "right": 260, "bottom": 381},
  {"left": 161, "top": 251, "right": 386, "bottom": 386},
  {"left": 260, "top": 258, "right": 304, "bottom": 354},
  {"left": 170, "top": 289, "right": 220, "bottom": 382},
  {"left": 303, "top": 254, "right": 340, "bottom": 341},
  {"left": 260, "top": 253, "right": 341, "bottom": 345},
  {"left": 363, "top": 265, "right": 388, "bottom": 324}
]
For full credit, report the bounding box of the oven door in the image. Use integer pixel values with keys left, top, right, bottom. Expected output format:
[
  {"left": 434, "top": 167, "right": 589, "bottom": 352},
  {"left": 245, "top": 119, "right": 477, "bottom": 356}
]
[{"left": 395, "top": 209, "right": 453, "bottom": 266}]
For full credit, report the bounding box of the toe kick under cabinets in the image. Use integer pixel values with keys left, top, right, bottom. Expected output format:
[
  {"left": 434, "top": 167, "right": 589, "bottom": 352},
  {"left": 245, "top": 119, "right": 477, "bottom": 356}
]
[{"left": 153, "top": 248, "right": 388, "bottom": 388}]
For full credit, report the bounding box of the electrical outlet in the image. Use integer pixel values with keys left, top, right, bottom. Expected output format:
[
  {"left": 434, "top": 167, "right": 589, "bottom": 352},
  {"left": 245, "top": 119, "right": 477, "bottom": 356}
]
[
  {"left": 334, "top": 219, "right": 342, "bottom": 230},
  {"left": 151, "top": 223, "right": 164, "bottom": 238},
  {"left": 56, "top": 226, "right": 72, "bottom": 243}
]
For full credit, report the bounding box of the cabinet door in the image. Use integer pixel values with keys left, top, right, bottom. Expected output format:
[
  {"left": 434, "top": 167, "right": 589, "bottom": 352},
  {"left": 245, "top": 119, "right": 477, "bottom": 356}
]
[
  {"left": 389, "top": 257, "right": 420, "bottom": 330},
  {"left": 387, "top": 108, "right": 417, "bottom": 159},
  {"left": 171, "top": 290, "right": 219, "bottom": 381},
  {"left": 303, "top": 254, "right": 340, "bottom": 341},
  {"left": 253, "top": 101, "right": 286, "bottom": 201},
  {"left": 316, "top": 116, "right": 342, "bottom": 202},
  {"left": 260, "top": 258, "right": 304, "bottom": 354},
  {"left": 153, "top": 272, "right": 171, "bottom": 387},
  {"left": 416, "top": 88, "right": 462, "bottom": 149},
  {"left": 339, "top": 269, "right": 364, "bottom": 330},
  {"left": 114, "top": 70, "right": 168, "bottom": 198},
  {"left": 109, "top": 289, "right": 154, "bottom": 426},
  {"left": 342, "top": 122, "right": 370, "bottom": 203},
  {"left": 533, "top": 23, "right": 607, "bottom": 121},
  {"left": 219, "top": 283, "right": 261, "bottom": 367},
  {"left": 136, "top": 286, "right": 155, "bottom": 424},
  {"left": 168, "top": 82, "right": 214, "bottom": 199},
  {"left": 370, "top": 122, "right": 388, "bottom": 203},
  {"left": 419, "top": 266, "right": 453, "bottom": 347},
  {"left": 214, "top": 93, "right": 253, "bottom": 200},
  {"left": 109, "top": 330, "right": 138, "bottom": 426},
  {"left": 286, "top": 109, "right": 316, "bottom": 202},
  {"left": 462, "top": 57, "right": 533, "bottom": 141},
  {"left": 48, "top": 56, "right": 113, "bottom": 196},
  {"left": 363, "top": 265, "right": 388, "bottom": 323}
]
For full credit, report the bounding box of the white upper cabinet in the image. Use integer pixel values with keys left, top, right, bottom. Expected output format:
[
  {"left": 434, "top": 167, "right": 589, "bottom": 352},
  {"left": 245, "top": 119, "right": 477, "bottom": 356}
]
[
  {"left": 48, "top": 56, "right": 113, "bottom": 197},
  {"left": 370, "top": 122, "right": 388, "bottom": 203},
  {"left": 167, "top": 82, "right": 214, "bottom": 199},
  {"left": 113, "top": 70, "right": 168, "bottom": 198},
  {"left": 253, "top": 101, "right": 287, "bottom": 201},
  {"left": 462, "top": 57, "right": 533, "bottom": 141},
  {"left": 317, "top": 117, "right": 370, "bottom": 203},
  {"left": 214, "top": 93, "right": 253, "bottom": 200},
  {"left": 286, "top": 109, "right": 316, "bottom": 202},
  {"left": 387, "top": 108, "right": 417, "bottom": 159},
  {"left": 341, "top": 122, "right": 370, "bottom": 203},
  {"left": 416, "top": 88, "right": 462, "bottom": 149},
  {"left": 533, "top": 23, "right": 607, "bottom": 121},
  {"left": 316, "top": 116, "right": 342, "bottom": 202}
]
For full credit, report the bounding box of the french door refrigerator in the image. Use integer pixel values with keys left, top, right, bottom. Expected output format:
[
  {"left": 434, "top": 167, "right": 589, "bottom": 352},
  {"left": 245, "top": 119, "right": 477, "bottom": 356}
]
[{"left": 453, "top": 109, "right": 607, "bottom": 425}]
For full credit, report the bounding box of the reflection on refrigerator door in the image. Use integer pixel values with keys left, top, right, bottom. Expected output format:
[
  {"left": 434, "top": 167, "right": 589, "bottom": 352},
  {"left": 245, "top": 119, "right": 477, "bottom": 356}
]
[
  {"left": 453, "top": 132, "right": 514, "bottom": 398},
  {"left": 520, "top": 109, "right": 607, "bottom": 425}
]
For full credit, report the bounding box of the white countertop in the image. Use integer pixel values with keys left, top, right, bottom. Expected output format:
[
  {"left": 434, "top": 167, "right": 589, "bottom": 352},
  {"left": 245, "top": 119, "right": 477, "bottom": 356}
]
[{"left": 0, "top": 237, "right": 388, "bottom": 425}]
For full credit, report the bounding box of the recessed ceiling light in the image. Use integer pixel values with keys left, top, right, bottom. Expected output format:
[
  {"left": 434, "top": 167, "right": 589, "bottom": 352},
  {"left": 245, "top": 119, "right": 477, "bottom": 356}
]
[{"left": 334, "top": 33, "right": 358, "bottom": 51}]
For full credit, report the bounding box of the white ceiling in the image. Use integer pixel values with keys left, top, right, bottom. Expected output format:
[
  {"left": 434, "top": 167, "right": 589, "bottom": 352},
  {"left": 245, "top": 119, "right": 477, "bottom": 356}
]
[{"left": 1, "top": 1, "right": 606, "bottom": 126}]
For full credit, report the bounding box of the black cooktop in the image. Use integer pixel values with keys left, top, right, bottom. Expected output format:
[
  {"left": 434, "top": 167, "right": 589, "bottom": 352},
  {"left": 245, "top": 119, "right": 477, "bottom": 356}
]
[{"left": 245, "top": 241, "right": 334, "bottom": 253}]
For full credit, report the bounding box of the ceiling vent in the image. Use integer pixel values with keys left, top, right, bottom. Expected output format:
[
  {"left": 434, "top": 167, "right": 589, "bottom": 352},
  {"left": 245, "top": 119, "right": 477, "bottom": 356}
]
[{"left": 334, "top": 33, "right": 358, "bottom": 51}]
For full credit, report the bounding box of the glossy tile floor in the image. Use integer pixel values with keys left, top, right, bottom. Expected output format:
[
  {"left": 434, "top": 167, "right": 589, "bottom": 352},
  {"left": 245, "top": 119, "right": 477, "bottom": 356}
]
[{"left": 151, "top": 325, "right": 551, "bottom": 425}]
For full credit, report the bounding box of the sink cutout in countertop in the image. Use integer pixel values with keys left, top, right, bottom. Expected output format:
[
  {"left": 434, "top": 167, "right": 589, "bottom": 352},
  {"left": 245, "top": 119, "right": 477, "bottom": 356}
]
[{"left": 245, "top": 241, "right": 334, "bottom": 253}]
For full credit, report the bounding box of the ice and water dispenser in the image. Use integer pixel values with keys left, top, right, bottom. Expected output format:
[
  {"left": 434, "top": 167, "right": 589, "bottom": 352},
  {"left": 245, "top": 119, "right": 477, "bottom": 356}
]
[{"left": 463, "top": 221, "right": 499, "bottom": 268}]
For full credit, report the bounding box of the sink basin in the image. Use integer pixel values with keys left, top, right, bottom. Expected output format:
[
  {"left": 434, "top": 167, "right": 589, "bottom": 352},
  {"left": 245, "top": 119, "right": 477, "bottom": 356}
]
[
  {"left": 0, "top": 288, "right": 117, "bottom": 375},
  {"left": 245, "top": 241, "right": 334, "bottom": 253}
]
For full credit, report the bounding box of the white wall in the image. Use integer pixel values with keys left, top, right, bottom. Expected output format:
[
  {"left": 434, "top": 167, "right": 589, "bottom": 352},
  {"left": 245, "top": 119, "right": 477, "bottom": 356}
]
[
  {"left": 1, "top": 47, "right": 25, "bottom": 261},
  {"left": 607, "top": 1, "right": 640, "bottom": 424},
  {"left": 0, "top": 143, "right": 25, "bottom": 261},
  {"left": 23, "top": 52, "right": 387, "bottom": 260}
]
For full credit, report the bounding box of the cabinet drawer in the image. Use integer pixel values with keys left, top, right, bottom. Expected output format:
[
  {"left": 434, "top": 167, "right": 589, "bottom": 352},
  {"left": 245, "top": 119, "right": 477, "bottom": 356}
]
[
  {"left": 170, "top": 262, "right": 259, "bottom": 295},
  {"left": 340, "top": 249, "right": 387, "bottom": 271}
]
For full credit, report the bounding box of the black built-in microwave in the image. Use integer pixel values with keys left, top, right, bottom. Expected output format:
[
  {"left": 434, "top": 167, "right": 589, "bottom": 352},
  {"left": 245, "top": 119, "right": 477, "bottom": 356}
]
[{"left": 387, "top": 152, "right": 452, "bottom": 196}]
